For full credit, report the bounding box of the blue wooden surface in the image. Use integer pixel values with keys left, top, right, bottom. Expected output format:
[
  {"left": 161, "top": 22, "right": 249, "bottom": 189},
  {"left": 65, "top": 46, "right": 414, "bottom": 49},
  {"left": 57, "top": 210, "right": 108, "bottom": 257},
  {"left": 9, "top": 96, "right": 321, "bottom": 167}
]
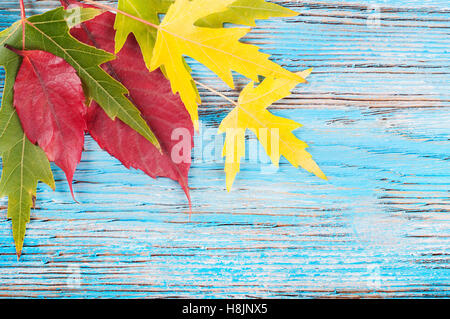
[{"left": 0, "top": 0, "right": 449, "bottom": 298}]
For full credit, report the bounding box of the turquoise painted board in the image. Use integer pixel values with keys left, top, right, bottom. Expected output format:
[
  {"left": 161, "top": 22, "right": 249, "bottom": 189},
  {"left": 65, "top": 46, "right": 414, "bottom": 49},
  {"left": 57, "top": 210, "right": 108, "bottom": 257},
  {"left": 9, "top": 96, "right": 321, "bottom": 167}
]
[{"left": 0, "top": 0, "right": 449, "bottom": 298}]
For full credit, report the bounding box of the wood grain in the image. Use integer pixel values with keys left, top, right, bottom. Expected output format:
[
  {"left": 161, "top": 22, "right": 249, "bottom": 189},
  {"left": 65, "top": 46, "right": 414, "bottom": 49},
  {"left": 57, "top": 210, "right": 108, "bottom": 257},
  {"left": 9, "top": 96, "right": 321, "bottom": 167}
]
[{"left": 0, "top": 0, "right": 449, "bottom": 298}]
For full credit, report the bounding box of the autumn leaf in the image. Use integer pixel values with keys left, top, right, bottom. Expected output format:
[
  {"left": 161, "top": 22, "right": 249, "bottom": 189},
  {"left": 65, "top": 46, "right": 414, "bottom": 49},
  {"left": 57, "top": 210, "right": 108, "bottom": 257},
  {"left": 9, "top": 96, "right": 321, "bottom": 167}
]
[
  {"left": 219, "top": 69, "right": 327, "bottom": 191},
  {"left": 113, "top": 0, "right": 296, "bottom": 64},
  {"left": 0, "top": 29, "right": 55, "bottom": 257},
  {"left": 0, "top": 7, "right": 160, "bottom": 149},
  {"left": 195, "top": 0, "right": 298, "bottom": 28},
  {"left": 150, "top": 0, "right": 306, "bottom": 129},
  {"left": 9, "top": 48, "right": 87, "bottom": 199},
  {"left": 62, "top": 1, "right": 194, "bottom": 205},
  {"left": 110, "top": 0, "right": 301, "bottom": 128}
]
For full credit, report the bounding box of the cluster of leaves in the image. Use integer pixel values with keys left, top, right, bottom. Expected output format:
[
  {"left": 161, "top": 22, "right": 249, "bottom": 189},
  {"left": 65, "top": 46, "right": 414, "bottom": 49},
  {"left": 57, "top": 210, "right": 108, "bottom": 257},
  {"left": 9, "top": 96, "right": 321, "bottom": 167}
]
[{"left": 0, "top": 0, "right": 326, "bottom": 256}]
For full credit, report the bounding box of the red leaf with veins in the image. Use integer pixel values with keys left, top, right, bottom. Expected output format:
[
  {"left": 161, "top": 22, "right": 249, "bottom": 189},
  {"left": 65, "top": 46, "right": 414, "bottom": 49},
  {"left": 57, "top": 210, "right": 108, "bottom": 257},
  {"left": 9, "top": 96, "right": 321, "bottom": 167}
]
[
  {"left": 11, "top": 47, "right": 86, "bottom": 199},
  {"left": 61, "top": 0, "right": 194, "bottom": 206}
]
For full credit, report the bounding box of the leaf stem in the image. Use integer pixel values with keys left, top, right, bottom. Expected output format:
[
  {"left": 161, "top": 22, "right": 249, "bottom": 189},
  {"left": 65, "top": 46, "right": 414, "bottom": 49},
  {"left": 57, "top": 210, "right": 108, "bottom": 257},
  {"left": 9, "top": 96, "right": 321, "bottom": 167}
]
[
  {"left": 19, "top": 0, "right": 26, "bottom": 49},
  {"left": 81, "top": 0, "right": 159, "bottom": 29}
]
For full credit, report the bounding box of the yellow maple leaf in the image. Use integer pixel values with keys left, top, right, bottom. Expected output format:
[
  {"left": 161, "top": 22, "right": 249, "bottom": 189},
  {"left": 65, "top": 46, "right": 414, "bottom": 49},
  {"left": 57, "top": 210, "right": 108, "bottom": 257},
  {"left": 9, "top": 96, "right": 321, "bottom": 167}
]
[
  {"left": 218, "top": 69, "right": 327, "bottom": 191},
  {"left": 150, "top": 0, "right": 306, "bottom": 129}
]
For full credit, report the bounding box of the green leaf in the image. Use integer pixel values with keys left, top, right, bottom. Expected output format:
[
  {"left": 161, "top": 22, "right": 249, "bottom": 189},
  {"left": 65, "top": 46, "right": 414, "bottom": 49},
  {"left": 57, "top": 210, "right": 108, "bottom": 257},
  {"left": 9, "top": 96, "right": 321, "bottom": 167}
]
[
  {"left": 0, "top": 6, "right": 159, "bottom": 256},
  {"left": 0, "top": 7, "right": 160, "bottom": 148},
  {"left": 0, "top": 26, "right": 55, "bottom": 256},
  {"left": 195, "top": 0, "right": 298, "bottom": 28},
  {"left": 114, "top": 0, "right": 174, "bottom": 68}
]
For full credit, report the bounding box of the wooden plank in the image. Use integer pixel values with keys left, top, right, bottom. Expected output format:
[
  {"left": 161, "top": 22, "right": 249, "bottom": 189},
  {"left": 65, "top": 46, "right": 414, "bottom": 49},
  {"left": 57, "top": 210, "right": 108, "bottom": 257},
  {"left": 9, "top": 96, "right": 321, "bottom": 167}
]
[{"left": 0, "top": 0, "right": 448, "bottom": 298}]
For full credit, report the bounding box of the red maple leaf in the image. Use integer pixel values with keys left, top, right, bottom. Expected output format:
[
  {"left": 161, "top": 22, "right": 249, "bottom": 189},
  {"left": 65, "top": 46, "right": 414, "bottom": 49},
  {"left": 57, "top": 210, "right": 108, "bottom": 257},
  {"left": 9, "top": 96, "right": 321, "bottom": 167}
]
[
  {"left": 10, "top": 46, "right": 87, "bottom": 199},
  {"left": 61, "top": 0, "right": 194, "bottom": 207}
]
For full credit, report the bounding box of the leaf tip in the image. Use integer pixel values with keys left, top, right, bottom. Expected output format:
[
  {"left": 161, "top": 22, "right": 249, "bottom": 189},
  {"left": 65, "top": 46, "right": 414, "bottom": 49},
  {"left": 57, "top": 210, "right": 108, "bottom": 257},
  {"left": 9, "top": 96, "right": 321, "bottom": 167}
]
[
  {"left": 66, "top": 175, "right": 81, "bottom": 204},
  {"left": 284, "top": 7, "right": 300, "bottom": 18},
  {"left": 193, "top": 120, "right": 200, "bottom": 132},
  {"left": 225, "top": 176, "right": 234, "bottom": 193},
  {"left": 188, "top": 199, "right": 192, "bottom": 218},
  {"left": 15, "top": 241, "right": 23, "bottom": 260},
  {"left": 315, "top": 169, "right": 328, "bottom": 181},
  {"left": 155, "top": 141, "right": 163, "bottom": 154},
  {"left": 296, "top": 68, "right": 313, "bottom": 82}
]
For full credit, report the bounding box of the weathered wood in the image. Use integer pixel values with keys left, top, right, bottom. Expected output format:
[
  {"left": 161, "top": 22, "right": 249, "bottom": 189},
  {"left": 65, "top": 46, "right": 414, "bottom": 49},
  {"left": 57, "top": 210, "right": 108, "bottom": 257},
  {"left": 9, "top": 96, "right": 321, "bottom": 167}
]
[{"left": 0, "top": 0, "right": 448, "bottom": 298}]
